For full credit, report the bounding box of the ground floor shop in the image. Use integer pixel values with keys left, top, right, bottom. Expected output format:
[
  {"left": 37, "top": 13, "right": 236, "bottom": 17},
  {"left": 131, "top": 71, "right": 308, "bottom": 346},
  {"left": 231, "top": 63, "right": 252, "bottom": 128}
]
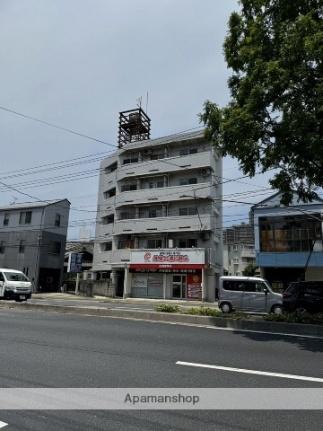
[
  {"left": 92, "top": 249, "right": 219, "bottom": 301},
  {"left": 128, "top": 269, "right": 204, "bottom": 300},
  {"left": 261, "top": 266, "right": 323, "bottom": 292}
]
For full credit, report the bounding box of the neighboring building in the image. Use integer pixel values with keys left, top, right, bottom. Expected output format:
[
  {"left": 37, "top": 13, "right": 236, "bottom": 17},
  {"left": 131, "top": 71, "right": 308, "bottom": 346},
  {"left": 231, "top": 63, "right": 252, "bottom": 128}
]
[
  {"left": 92, "top": 109, "right": 222, "bottom": 301},
  {"left": 0, "top": 200, "right": 70, "bottom": 291},
  {"left": 252, "top": 192, "right": 323, "bottom": 291},
  {"left": 223, "top": 223, "right": 256, "bottom": 276},
  {"left": 64, "top": 240, "right": 94, "bottom": 274}
]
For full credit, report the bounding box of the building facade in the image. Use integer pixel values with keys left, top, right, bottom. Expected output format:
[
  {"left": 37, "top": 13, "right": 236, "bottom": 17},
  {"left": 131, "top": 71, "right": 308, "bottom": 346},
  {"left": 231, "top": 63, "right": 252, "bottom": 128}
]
[
  {"left": 223, "top": 223, "right": 256, "bottom": 276},
  {"left": 92, "top": 130, "right": 222, "bottom": 301},
  {"left": 0, "top": 200, "right": 70, "bottom": 291},
  {"left": 252, "top": 192, "right": 323, "bottom": 290}
]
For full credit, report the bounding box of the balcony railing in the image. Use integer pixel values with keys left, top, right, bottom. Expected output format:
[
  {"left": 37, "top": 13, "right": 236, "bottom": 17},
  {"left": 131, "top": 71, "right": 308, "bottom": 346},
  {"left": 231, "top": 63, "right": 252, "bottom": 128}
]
[
  {"left": 113, "top": 214, "right": 213, "bottom": 235},
  {"left": 115, "top": 183, "right": 213, "bottom": 207},
  {"left": 116, "top": 151, "right": 212, "bottom": 181}
]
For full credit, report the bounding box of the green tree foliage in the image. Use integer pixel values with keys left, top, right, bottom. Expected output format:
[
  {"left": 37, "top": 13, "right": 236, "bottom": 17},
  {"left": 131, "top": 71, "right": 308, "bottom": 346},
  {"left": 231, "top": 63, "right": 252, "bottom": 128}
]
[
  {"left": 242, "top": 263, "right": 258, "bottom": 276},
  {"left": 200, "top": 0, "right": 323, "bottom": 204}
]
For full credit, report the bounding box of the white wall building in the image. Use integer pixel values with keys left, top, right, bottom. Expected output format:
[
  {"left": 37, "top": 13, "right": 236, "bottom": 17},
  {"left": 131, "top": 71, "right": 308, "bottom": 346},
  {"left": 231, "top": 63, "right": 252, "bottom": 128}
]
[
  {"left": 223, "top": 224, "right": 256, "bottom": 276},
  {"left": 92, "top": 129, "right": 222, "bottom": 301}
]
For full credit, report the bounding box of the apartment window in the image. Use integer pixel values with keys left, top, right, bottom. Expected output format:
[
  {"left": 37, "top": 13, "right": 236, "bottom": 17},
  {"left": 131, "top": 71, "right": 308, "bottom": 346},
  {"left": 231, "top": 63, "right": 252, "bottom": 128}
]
[
  {"left": 102, "top": 214, "right": 115, "bottom": 224},
  {"left": 149, "top": 207, "right": 162, "bottom": 218},
  {"left": 117, "top": 239, "right": 134, "bottom": 249},
  {"left": 179, "top": 148, "right": 198, "bottom": 156},
  {"left": 3, "top": 213, "right": 9, "bottom": 226},
  {"left": 147, "top": 239, "right": 163, "bottom": 248},
  {"left": 150, "top": 153, "right": 164, "bottom": 160},
  {"left": 19, "top": 211, "right": 32, "bottom": 225},
  {"left": 119, "top": 211, "right": 135, "bottom": 220},
  {"left": 123, "top": 155, "right": 139, "bottom": 165},
  {"left": 149, "top": 180, "right": 164, "bottom": 189},
  {"left": 49, "top": 241, "right": 61, "bottom": 255},
  {"left": 179, "top": 178, "right": 198, "bottom": 186},
  {"left": 178, "top": 238, "right": 197, "bottom": 248},
  {"left": 105, "top": 162, "right": 117, "bottom": 173},
  {"left": 103, "top": 188, "right": 116, "bottom": 199},
  {"left": 101, "top": 242, "right": 112, "bottom": 251},
  {"left": 121, "top": 184, "right": 137, "bottom": 192},
  {"left": 0, "top": 241, "right": 5, "bottom": 254},
  {"left": 139, "top": 206, "right": 163, "bottom": 218},
  {"left": 55, "top": 213, "right": 61, "bottom": 227},
  {"left": 19, "top": 240, "right": 25, "bottom": 254},
  {"left": 179, "top": 207, "right": 197, "bottom": 216}
]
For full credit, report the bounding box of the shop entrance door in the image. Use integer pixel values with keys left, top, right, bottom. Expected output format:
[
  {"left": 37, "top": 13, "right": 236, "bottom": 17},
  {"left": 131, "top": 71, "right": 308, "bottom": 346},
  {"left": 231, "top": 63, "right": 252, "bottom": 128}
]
[{"left": 172, "top": 274, "right": 187, "bottom": 299}]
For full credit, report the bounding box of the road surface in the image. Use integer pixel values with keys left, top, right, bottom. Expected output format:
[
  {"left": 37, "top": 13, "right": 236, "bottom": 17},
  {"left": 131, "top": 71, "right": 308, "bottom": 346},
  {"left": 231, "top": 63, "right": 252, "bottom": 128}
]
[{"left": 0, "top": 308, "right": 321, "bottom": 430}]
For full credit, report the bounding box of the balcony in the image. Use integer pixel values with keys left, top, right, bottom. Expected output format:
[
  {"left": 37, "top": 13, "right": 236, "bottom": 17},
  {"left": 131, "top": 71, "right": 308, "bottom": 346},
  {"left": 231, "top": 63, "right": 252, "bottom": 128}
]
[
  {"left": 241, "top": 247, "right": 255, "bottom": 258},
  {"left": 115, "top": 183, "right": 213, "bottom": 207},
  {"left": 116, "top": 151, "right": 212, "bottom": 181},
  {"left": 113, "top": 214, "right": 214, "bottom": 235}
]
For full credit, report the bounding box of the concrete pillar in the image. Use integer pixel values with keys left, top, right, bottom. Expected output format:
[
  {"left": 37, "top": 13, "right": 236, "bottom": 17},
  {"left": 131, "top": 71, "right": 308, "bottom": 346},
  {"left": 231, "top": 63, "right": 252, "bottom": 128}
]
[
  {"left": 202, "top": 268, "right": 207, "bottom": 302},
  {"left": 123, "top": 266, "right": 131, "bottom": 298},
  {"left": 110, "top": 269, "right": 117, "bottom": 296},
  {"left": 163, "top": 273, "right": 167, "bottom": 299}
]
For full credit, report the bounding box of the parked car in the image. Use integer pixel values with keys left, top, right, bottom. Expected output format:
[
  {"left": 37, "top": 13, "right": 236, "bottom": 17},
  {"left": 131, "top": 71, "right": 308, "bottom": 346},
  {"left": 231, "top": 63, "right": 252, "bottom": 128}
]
[
  {"left": 218, "top": 276, "right": 283, "bottom": 314},
  {"left": 283, "top": 281, "right": 323, "bottom": 313},
  {"left": 0, "top": 269, "right": 32, "bottom": 302}
]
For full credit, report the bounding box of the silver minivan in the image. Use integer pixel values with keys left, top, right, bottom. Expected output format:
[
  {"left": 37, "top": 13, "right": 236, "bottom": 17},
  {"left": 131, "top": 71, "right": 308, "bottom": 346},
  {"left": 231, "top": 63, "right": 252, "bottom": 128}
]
[{"left": 218, "top": 276, "right": 283, "bottom": 314}]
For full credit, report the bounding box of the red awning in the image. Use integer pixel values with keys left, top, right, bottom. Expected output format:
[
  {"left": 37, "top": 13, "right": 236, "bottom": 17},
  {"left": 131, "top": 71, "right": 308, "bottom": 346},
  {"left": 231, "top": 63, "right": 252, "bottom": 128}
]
[{"left": 129, "top": 264, "right": 205, "bottom": 270}]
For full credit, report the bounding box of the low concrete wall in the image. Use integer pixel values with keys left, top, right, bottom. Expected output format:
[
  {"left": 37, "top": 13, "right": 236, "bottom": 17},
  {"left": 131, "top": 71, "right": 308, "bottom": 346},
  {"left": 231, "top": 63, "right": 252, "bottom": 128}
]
[
  {"left": 79, "top": 280, "right": 115, "bottom": 297},
  {"left": 1, "top": 302, "right": 322, "bottom": 337}
]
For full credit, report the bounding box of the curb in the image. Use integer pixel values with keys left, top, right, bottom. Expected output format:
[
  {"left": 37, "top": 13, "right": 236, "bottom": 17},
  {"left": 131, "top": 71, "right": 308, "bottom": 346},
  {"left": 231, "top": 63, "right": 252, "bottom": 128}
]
[{"left": 0, "top": 302, "right": 322, "bottom": 337}]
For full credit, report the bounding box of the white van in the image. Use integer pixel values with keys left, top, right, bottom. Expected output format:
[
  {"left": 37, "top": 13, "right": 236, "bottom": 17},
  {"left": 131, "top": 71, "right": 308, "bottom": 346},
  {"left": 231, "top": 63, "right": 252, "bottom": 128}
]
[
  {"left": 0, "top": 269, "right": 32, "bottom": 302},
  {"left": 218, "top": 276, "right": 283, "bottom": 314}
]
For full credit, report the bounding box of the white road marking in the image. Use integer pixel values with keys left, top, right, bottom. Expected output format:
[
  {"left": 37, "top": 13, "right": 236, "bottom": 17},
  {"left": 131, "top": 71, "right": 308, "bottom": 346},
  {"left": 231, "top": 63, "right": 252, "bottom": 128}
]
[
  {"left": 176, "top": 361, "right": 323, "bottom": 383},
  {"left": 0, "top": 421, "right": 8, "bottom": 428}
]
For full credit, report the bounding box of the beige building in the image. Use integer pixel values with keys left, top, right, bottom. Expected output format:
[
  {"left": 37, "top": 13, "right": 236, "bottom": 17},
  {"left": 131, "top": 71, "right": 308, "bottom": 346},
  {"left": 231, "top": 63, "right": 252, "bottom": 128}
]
[{"left": 92, "top": 123, "right": 222, "bottom": 301}]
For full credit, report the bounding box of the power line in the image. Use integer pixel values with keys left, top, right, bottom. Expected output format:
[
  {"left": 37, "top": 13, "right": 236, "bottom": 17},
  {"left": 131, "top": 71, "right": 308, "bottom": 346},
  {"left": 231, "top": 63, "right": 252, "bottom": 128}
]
[{"left": 0, "top": 105, "right": 116, "bottom": 148}]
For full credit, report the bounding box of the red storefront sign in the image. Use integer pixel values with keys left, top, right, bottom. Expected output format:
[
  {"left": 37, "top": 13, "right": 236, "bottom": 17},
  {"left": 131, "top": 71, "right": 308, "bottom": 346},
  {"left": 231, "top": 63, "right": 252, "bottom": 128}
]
[
  {"left": 130, "top": 249, "right": 205, "bottom": 271},
  {"left": 129, "top": 263, "right": 204, "bottom": 270}
]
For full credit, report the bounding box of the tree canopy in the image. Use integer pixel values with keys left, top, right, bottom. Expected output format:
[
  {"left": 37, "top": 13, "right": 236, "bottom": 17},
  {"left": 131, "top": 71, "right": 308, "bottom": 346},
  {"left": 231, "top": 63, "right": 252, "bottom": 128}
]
[{"left": 200, "top": 0, "right": 323, "bottom": 204}]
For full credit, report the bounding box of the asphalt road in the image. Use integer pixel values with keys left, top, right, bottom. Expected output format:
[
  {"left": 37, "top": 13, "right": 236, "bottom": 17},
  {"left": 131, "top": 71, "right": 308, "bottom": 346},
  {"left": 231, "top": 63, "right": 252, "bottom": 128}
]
[{"left": 0, "top": 309, "right": 322, "bottom": 430}]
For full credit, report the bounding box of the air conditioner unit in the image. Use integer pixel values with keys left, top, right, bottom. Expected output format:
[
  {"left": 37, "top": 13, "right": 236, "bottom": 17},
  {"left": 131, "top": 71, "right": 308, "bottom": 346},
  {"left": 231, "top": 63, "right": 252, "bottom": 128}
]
[{"left": 200, "top": 168, "right": 210, "bottom": 177}]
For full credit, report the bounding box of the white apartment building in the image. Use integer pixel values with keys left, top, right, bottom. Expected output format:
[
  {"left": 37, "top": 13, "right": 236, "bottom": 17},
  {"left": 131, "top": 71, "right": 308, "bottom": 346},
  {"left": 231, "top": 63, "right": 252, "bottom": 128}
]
[
  {"left": 223, "top": 224, "right": 256, "bottom": 276},
  {"left": 92, "top": 127, "right": 222, "bottom": 302}
]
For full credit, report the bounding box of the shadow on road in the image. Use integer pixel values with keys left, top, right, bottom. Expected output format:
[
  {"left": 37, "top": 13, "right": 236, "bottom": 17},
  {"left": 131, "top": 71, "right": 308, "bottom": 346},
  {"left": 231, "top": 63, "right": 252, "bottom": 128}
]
[{"left": 236, "top": 330, "right": 323, "bottom": 353}]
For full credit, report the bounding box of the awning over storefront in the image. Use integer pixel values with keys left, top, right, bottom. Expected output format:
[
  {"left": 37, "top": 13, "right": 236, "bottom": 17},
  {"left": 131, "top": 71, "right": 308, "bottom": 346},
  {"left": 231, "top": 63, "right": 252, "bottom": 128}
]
[{"left": 129, "top": 263, "right": 204, "bottom": 270}]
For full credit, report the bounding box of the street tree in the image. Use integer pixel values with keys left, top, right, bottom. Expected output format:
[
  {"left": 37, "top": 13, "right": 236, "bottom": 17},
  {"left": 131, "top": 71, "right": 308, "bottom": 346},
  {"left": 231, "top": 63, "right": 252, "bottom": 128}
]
[{"left": 200, "top": 0, "right": 323, "bottom": 204}]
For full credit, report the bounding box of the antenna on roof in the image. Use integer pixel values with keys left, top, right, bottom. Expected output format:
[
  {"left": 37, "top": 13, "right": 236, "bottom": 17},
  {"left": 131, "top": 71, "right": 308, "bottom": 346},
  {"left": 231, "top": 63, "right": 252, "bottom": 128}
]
[
  {"left": 136, "top": 96, "right": 142, "bottom": 109},
  {"left": 146, "top": 91, "right": 149, "bottom": 115}
]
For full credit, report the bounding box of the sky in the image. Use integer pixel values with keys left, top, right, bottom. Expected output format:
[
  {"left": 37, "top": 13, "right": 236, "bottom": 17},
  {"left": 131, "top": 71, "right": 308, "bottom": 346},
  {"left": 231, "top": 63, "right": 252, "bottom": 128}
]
[{"left": 0, "top": 0, "right": 274, "bottom": 239}]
